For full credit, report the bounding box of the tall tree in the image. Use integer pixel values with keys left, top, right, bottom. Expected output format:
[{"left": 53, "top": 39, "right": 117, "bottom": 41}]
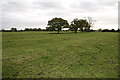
[
  {"left": 79, "top": 19, "right": 88, "bottom": 31},
  {"left": 84, "top": 17, "right": 96, "bottom": 31},
  {"left": 71, "top": 18, "right": 87, "bottom": 33},
  {"left": 47, "top": 17, "right": 69, "bottom": 34},
  {"left": 71, "top": 18, "right": 80, "bottom": 33}
]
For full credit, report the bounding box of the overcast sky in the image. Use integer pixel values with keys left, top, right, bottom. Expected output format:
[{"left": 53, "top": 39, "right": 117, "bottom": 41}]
[{"left": 0, "top": 0, "right": 119, "bottom": 30}]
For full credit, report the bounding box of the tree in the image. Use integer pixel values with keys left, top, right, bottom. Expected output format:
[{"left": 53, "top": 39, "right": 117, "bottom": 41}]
[
  {"left": 102, "top": 29, "right": 110, "bottom": 32},
  {"left": 25, "top": 28, "right": 29, "bottom": 31},
  {"left": 98, "top": 28, "right": 102, "bottom": 32},
  {"left": 117, "top": 28, "right": 120, "bottom": 32},
  {"left": 46, "top": 27, "right": 56, "bottom": 31},
  {"left": 84, "top": 17, "right": 96, "bottom": 31},
  {"left": 38, "top": 28, "right": 42, "bottom": 31},
  {"left": 79, "top": 19, "right": 88, "bottom": 31},
  {"left": 11, "top": 27, "right": 17, "bottom": 32},
  {"left": 71, "top": 18, "right": 87, "bottom": 33},
  {"left": 69, "top": 25, "right": 74, "bottom": 31},
  {"left": 111, "top": 29, "right": 115, "bottom": 32},
  {"left": 1, "top": 29, "right": 5, "bottom": 32},
  {"left": 71, "top": 18, "right": 80, "bottom": 33},
  {"left": 47, "top": 17, "right": 69, "bottom": 34}
]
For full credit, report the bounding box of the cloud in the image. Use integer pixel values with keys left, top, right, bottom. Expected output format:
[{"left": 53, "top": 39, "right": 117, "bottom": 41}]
[
  {"left": 33, "top": 2, "right": 63, "bottom": 10},
  {"left": 0, "top": 0, "right": 119, "bottom": 30}
]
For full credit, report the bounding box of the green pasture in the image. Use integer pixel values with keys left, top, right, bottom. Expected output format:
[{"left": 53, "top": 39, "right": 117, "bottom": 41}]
[{"left": 2, "top": 31, "right": 118, "bottom": 78}]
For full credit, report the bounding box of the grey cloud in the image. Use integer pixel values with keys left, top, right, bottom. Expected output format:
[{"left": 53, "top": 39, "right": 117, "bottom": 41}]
[
  {"left": 2, "top": 16, "right": 47, "bottom": 29},
  {"left": 2, "top": 2, "right": 29, "bottom": 13},
  {"left": 70, "top": 1, "right": 117, "bottom": 13},
  {"left": 32, "top": 2, "right": 63, "bottom": 10},
  {"left": 1, "top": 0, "right": 118, "bottom": 30}
]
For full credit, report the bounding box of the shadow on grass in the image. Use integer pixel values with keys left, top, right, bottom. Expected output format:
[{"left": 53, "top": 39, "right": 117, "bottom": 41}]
[
  {"left": 47, "top": 33, "right": 67, "bottom": 34},
  {"left": 46, "top": 31, "right": 94, "bottom": 34}
]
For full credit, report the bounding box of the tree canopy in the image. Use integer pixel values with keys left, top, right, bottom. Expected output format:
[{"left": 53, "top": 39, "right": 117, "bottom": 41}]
[
  {"left": 70, "top": 18, "right": 88, "bottom": 33},
  {"left": 47, "top": 17, "right": 69, "bottom": 34},
  {"left": 70, "top": 17, "right": 96, "bottom": 33}
]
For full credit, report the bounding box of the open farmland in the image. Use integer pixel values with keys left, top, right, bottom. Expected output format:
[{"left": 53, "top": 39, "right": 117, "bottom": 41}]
[{"left": 2, "top": 31, "right": 118, "bottom": 78}]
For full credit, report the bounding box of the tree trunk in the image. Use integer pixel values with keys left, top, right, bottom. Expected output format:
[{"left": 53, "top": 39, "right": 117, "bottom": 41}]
[
  {"left": 81, "top": 28, "right": 83, "bottom": 32},
  {"left": 75, "top": 29, "right": 77, "bottom": 33},
  {"left": 58, "top": 30, "right": 59, "bottom": 34}
]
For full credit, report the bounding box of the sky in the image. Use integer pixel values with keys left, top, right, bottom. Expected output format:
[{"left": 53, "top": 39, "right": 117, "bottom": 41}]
[{"left": 0, "top": 0, "right": 119, "bottom": 30}]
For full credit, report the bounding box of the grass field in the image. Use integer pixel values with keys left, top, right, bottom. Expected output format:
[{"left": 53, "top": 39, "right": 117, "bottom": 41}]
[{"left": 2, "top": 31, "right": 118, "bottom": 78}]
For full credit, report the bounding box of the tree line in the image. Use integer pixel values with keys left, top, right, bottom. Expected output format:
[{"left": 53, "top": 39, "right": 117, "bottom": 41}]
[
  {"left": 47, "top": 17, "right": 96, "bottom": 34},
  {"left": 1, "top": 28, "right": 119, "bottom": 32},
  {"left": 1, "top": 17, "right": 120, "bottom": 33}
]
